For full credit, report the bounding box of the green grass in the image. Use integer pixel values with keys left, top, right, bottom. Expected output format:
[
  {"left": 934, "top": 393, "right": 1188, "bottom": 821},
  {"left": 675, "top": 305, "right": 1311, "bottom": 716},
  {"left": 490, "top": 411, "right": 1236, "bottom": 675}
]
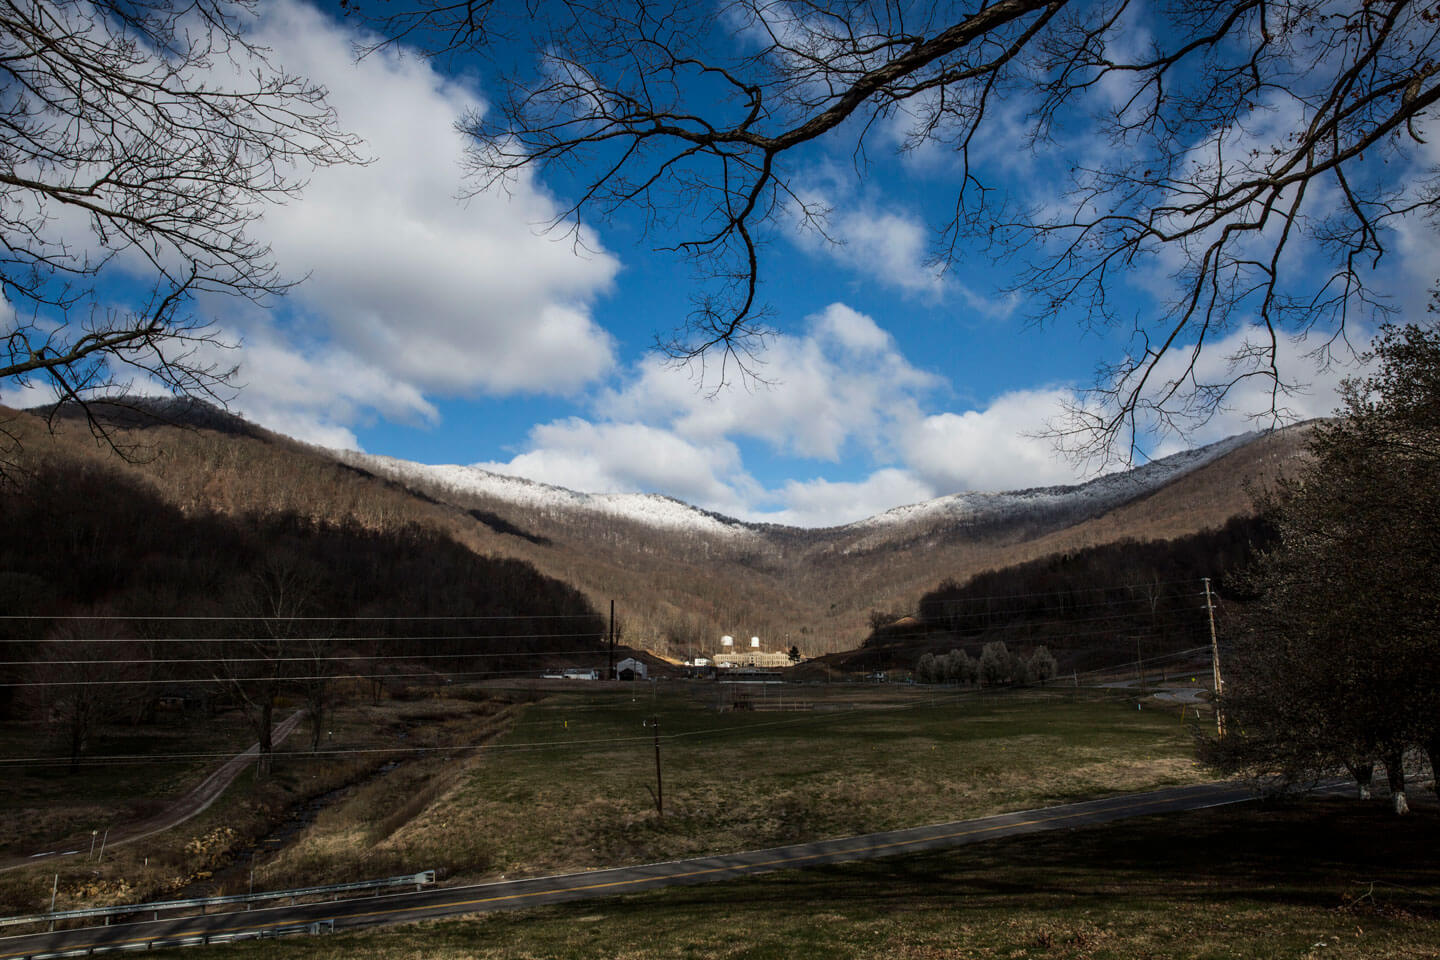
[
  {"left": 0, "top": 686, "right": 1209, "bottom": 916},
  {"left": 365, "top": 686, "right": 1209, "bottom": 881},
  {"left": 172, "top": 797, "right": 1440, "bottom": 960}
]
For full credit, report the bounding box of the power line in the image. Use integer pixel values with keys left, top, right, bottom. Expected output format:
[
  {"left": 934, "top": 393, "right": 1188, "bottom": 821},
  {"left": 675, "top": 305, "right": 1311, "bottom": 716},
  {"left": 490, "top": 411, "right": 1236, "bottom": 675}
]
[
  {"left": 0, "top": 641, "right": 1203, "bottom": 768},
  {"left": 0, "top": 613, "right": 602, "bottom": 622},
  {"left": 0, "top": 626, "right": 1206, "bottom": 682},
  {"left": 0, "top": 666, "right": 603, "bottom": 688},
  {"left": 912, "top": 577, "right": 1214, "bottom": 607},
  {"left": 0, "top": 631, "right": 606, "bottom": 644},
  {"left": 0, "top": 648, "right": 617, "bottom": 667},
  {"left": 0, "top": 685, "right": 1149, "bottom": 769}
]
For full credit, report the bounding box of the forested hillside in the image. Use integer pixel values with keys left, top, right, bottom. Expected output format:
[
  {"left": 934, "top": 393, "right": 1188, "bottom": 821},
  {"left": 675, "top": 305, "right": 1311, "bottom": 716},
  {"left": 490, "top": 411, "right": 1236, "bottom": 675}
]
[
  {"left": 0, "top": 455, "right": 606, "bottom": 730},
  {"left": 1, "top": 400, "right": 1309, "bottom": 661},
  {"left": 848, "top": 514, "right": 1275, "bottom": 675}
]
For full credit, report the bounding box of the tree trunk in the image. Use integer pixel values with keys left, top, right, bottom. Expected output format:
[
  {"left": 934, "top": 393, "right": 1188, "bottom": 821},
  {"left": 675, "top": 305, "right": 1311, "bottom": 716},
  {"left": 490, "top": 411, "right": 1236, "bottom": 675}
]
[
  {"left": 308, "top": 697, "right": 323, "bottom": 752},
  {"left": 1344, "top": 760, "right": 1375, "bottom": 800},
  {"left": 68, "top": 707, "right": 85, "bottom": 773},
  {"left": 1383, "top": 750, "right": 1409, "bottom": 815},
  {"left": 257, "top": 695, "right": 274, "bottom": 780}
]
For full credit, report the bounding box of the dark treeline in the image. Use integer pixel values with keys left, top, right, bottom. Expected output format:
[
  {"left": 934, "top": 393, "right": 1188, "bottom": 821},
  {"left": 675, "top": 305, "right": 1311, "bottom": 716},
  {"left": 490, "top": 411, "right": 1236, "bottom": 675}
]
[
  {"left": 0, "top": 458, "right": 606, "bottom": 731},
  {"left": 859, "top": 514, "right": 1275, "bottom": 674}
]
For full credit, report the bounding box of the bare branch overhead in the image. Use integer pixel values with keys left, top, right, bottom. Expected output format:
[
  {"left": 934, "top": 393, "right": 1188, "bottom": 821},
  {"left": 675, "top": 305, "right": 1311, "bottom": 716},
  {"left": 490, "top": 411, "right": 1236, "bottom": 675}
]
[{"left": 366, "top": 0, "right": 1440, "bottom": 463}]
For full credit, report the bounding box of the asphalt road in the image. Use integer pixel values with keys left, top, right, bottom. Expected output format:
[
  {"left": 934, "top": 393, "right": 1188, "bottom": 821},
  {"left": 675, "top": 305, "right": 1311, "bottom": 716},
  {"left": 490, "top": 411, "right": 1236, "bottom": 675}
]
[{"left": 0, "top": 780, "right": 1256, "bottom": 958}]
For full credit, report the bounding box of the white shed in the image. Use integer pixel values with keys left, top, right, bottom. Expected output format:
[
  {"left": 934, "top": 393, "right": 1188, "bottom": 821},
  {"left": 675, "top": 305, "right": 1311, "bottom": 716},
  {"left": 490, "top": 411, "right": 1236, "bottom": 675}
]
[{"left": 616, "top": 657, "right": 648, "bottom": 681}]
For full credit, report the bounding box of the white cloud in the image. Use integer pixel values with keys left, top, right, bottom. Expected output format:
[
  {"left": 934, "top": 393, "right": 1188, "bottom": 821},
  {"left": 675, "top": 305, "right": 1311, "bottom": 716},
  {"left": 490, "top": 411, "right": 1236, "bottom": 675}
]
[
  {"left": 759, "top": 469, "right": 936, "bottom": 527},
  {"left": 796, "top": 203, "right": 946, "bottom": 297},
  {"left": 474, "top": 418, "right": 753, "bottom": 515},
  {"left": 1141, "top": 324, "right": 1368, "bottom": 457},
  {"left": 899, "top": 388, "right": 1091, "bottom": 493},
  {"left": 487, "top": 305, "right": 1101, "bottom": 525},
  {"left": 222, "top": 325, "right": 440, "bottom": 451},
  {"left": 243, "top": 0, "right": 619, "bottom": 400},
  {"left": 604, "top": 303, "right": 939, "bottom": 461}
]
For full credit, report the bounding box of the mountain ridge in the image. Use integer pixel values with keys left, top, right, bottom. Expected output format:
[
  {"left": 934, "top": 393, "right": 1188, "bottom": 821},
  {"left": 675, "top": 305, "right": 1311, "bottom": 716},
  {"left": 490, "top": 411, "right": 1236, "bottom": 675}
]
[
  {"left": 334, "top": 428, "right": 1263, "bottom": 537},
  {"left": 7, "top": 399, "right": 1312, "bottom": 656}
]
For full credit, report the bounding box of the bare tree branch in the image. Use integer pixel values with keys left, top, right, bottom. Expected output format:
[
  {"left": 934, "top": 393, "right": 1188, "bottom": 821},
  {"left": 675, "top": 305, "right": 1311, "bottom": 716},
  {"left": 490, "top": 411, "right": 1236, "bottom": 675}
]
[
  {"left": 0, "top": 0, "right": 363, "bottom": 452},
  {"left": 373, "top": 0, "right": 1440, "bottom": 464}
]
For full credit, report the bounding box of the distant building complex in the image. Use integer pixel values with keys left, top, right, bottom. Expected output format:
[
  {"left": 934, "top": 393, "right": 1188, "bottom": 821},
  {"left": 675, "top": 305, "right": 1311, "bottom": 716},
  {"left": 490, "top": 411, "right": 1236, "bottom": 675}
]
[{"left": 711, "top": 635, "right": 791, "bottom": 669}]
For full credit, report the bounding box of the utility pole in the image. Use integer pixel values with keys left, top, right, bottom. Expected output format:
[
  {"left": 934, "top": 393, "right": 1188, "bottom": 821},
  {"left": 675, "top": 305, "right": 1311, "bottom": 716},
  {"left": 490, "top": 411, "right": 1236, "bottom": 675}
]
[
  {"left": 643, "top": 715, "right": 663, "bottom": 819},
  {"left": 1136, "top": 635, "right": 1144, "bottom": 695},
  {"left": 1203, "top": 577, "right": 1225, "bottom": 736},
  {"left": 608, "top": 599, "right": 616, "bottom": 682}
]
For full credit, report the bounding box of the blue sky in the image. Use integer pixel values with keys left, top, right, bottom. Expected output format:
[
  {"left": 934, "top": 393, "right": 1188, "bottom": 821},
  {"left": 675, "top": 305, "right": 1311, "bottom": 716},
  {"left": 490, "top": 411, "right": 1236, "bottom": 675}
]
[{"left": 9, "top": 0, "right": 1434, "bottom": 526}]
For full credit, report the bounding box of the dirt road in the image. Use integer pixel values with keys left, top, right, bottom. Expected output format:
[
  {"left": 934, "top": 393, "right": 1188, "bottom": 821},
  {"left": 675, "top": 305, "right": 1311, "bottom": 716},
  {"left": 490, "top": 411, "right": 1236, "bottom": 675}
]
[{"left": 0, "top": 710, "right": 304, "bottom": 875}]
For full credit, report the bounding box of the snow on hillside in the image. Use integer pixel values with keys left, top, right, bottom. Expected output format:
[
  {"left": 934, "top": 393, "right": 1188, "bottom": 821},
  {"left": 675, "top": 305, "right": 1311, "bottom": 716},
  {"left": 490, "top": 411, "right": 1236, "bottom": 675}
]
[
  {"left": 850, "top": 431, "right": 1258, "bottom": 531},
  {"left": 337, "top": 431, "right": 1258, "bottom": 538},
  {"left": 336, "top": 452, "right": 754, "bottom": 538}
]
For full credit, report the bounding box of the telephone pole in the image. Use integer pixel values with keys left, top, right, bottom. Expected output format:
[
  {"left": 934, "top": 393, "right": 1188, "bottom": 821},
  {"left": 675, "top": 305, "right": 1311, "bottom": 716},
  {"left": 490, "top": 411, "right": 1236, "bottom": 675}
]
[
  {"left": 608, "top": 599, "right": 616, "bottom": 682},
  {"left": 1203, "top": 578, "right": 1225, "bottom": 736},
  {"left": 643, "top": 715, "right": 663, "bottom": 818}
]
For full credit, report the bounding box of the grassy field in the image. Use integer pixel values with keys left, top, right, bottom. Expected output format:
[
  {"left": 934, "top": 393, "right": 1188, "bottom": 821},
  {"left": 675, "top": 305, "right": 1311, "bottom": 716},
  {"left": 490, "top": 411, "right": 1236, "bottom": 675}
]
[
  {"left": 0, "top": 688, "right": 521, "bottom": 913},
  {"left": 174, "top": 796, "right": 1440, "bottom": 960},
  {"left": 252, "top": 684, "right": 1210, "bottom": 889},
  {"left": 0, "top": 684, "right": 1210, "bottom": 916}
]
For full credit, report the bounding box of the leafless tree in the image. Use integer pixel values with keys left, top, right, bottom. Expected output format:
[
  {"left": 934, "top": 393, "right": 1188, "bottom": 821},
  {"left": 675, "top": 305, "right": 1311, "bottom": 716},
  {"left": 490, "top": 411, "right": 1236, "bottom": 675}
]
[
  {"left": 23, "top": 612, "right": 139, "bottom": 771},
  {"left": 214, "top": 554, "right": 330, "bottom": 777},
  {"left": 358, "top": 0, "right": 1440, "bottom": 462},
  {"left": 0, "top": 0, "right": 362, "bottom": 449}
]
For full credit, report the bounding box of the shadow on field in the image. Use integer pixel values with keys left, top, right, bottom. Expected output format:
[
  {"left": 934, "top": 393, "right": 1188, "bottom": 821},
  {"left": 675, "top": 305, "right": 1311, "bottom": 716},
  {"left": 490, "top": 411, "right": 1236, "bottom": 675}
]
[{"left": 599, "top": 796, "right": 1440, "bottom": 922}]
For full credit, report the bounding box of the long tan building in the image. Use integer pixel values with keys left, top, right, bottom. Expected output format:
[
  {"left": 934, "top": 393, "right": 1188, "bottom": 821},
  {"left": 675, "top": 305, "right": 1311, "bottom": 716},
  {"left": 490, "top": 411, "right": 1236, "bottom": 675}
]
[{"left": 714, "top": 647, "right": 792, "bottom": 668}]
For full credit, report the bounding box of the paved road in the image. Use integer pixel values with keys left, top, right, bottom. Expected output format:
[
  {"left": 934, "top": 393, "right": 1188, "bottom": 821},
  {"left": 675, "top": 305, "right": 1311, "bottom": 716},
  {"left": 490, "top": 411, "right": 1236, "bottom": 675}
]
[
  {"left": 0, "top": 780, "right": 1257, "bottom": 959},
  {"left": 0, "top": 710, "right": 305, "bottom": 875}
]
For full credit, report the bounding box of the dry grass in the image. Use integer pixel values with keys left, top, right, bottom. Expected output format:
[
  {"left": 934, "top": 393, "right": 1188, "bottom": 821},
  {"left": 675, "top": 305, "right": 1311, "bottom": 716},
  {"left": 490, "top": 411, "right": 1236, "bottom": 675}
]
[
  {"left": 173, "top": 796, "right": 1440, "bottom": 960},
  {"left": 247, "top": 699, "right": 521, "bottom": 891},
  {"left": 0, "top": 692, "right": 517, "bottom": 914}
]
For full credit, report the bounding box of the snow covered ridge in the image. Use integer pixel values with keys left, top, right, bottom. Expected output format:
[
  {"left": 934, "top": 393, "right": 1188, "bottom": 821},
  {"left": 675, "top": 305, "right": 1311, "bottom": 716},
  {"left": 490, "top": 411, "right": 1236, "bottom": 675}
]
[
  {"left": 849, "top": 431, "right": 1260, "bottom": 530},
  {"left": 337, "top": 430, "right": 1258, "bottom": 538},
  {"left": 334, "top": 452, "right": 755, "bottom": 538}
]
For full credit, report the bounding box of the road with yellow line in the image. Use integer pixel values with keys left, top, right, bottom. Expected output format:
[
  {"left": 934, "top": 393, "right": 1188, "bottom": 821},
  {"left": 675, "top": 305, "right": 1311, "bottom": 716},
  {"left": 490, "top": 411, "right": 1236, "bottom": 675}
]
[{"left": 0, "top": 780, "right": 1257, "bottom": 959}]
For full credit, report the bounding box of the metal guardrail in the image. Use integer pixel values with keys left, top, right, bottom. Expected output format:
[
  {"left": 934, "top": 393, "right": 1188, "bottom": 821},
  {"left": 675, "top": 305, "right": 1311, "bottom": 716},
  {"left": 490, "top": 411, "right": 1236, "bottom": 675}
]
[
  {"left": 12, "top": 918, "right": 336, "bottom": 959},
  {"left": 0, "top": 871, "right": 435, "bottom": 929}
]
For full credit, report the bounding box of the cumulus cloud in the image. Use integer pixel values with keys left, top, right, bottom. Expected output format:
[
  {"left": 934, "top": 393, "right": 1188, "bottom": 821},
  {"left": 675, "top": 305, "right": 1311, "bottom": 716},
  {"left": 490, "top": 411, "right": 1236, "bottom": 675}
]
[
  {"left": 221, "top": 324, "right": 440, "bottom": 450},
  {"left": 245, "top": 0, "right": 619, "bottom": 399},
  {"left": 473, "top": 419, "right": 754, "bottom": 516},
  {"left": 899, "top": 388, "right": 1092, "bottom": 493},
  {"left": 483, "top": 303, "right": 1096, "bottom": 525},
  {"left": 479, "top": 308, "right": 1375, "bottom": 526},
  {"left": 761, "top": 469, "right": 937, "bottom": 527},
  {"left": 1139, "top": 324, "right": 1368, "bottom": 458},
  {"left": 605, "top": 303, "right": 939, "bottom": 460}
]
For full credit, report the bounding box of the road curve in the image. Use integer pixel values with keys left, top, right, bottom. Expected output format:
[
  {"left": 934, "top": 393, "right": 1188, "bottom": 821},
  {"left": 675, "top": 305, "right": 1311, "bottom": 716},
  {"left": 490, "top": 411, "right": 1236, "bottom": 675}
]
[
  {"left": 0, "top": 780, "right": 1256, "bottom": 958},
  {"left": 0, "top": 710, "right": 305, "bottom": 875}
]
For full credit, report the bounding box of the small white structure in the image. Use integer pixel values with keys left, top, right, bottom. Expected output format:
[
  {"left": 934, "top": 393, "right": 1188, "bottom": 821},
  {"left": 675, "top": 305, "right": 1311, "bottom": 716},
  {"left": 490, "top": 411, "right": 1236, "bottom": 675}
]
[
  {"left": 721, "top": 635, "right": 734, "bottom": 647},
  {"left": 562, "top": 668, "right": 599, "bottom": 680},
  {"left": 616, "top": 657, "right": 648, "bottom": 681},
  {"left": 750, "top": 636, "right": 760, "bottom": 648}
]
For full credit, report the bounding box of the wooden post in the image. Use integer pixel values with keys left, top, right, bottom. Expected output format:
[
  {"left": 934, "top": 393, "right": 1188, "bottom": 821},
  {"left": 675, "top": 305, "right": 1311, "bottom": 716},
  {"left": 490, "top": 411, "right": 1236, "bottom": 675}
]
[{"left": 1204, "top": 578, "right": 1224, "bottom": 736}]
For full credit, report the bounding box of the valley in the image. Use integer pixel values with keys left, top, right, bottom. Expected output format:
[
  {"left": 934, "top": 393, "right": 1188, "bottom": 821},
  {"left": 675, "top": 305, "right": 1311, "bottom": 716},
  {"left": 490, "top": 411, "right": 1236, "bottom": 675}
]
[
  {"left": 2, "top": 400, "right": 1431, "bottom": 960},
  {"left": 0, "top": 400, "right": 1307, "bottom": 659}
]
